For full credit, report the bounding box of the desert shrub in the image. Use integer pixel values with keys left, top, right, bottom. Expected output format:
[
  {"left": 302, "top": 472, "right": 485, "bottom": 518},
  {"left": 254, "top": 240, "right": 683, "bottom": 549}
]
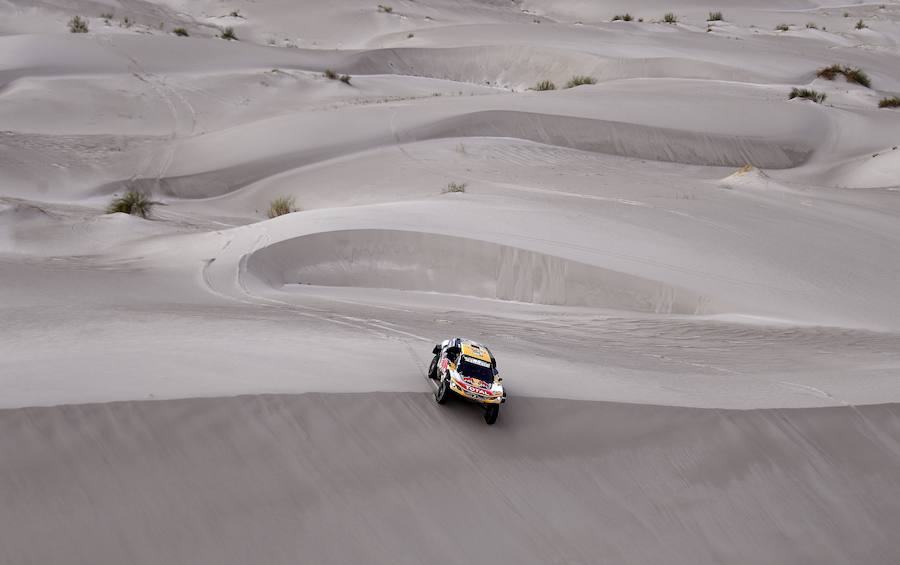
[
  {"left": 663, "top": 13, "right": 677, "bottom": 24},
  {"left": 444, "top": 182, "right": 467, "bottom": 194},
  {"left": 843, "top": 68, "right": 871, "bottom": 87},
  {"left": 790, "top": 88, "right": 826, "bottom": 103},
  {"left": 173, "top": 27, "right": 189, "bottom": 36},
  {"left": 339, "top": 74, "right": 352, "bottom": 84},
  {"left": 816, "top": 64, "right": 843, "bottom": 80},
  {"left": 407, "top": 33, "right": 414, "bottom": 38},
  {"left": 324, "top": 69, "right": 338, "bottom": 80},
  {"left": 220, "top": 26, "right": 237, "bottom": 40},
  {"left": 533, "top": 80, "right": 556, "bottom": 91},
  {"left": 378, "top": 4, "right": 393, "bottom": 13},
  {"left": 806, "top": 22, "right": 819, "bottom": 29},
  {"left": 855, "top": 19, "right": 867, "bottom": 30},
  {"left": 106, "top": 191, "right": 159, "bottom": 218},
  {"left": 267, "top": 196, "right": 299, "bottom": 218},
  {"left": 100, "top": 12, "right": 113, "bottom": 19},
  {"left": 68, "top": 15, "right": 89, "bottom": 33},
  {"left": 707, "top": 11, "right": 723, "bottom": 22},
  {"left": 565, "top": 75, "right": 596, "bottom": 88},
  {"left": 120, "top": 16, "right": 133, "bottom": 28},
  {"left": 843, "top": 12, "right": 850, "bottom": 17},
  {"left": 775, "top": 23, "right": 790, "bottom": 31},
  {"left": 878, "top": 96, "right": 900, "bottom": 108},
  {"left": 229, "top": 10, "right": 241, "bottom": 17},
  {"left": 611, "top": 14, "right": 632, "bottom": 22},
  {"left": 816, "top": 65, "right": 871, "bottom": 88}
]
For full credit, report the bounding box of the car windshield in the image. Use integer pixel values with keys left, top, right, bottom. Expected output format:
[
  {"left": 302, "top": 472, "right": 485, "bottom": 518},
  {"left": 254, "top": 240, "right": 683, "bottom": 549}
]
[{"left": 458, "top": 355, "right": 494, "bottom": 384}]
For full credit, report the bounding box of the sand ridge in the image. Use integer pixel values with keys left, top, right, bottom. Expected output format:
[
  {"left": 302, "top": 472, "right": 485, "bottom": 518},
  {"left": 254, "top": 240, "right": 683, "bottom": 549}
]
[{"left": 3, "top": 2, "right": 900, "bottom": 562}]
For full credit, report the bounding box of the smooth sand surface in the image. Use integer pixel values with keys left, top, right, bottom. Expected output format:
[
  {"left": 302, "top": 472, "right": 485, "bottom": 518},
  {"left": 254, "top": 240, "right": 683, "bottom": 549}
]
[
  {"left": 2, "top": 393, "right": 900, "bottom": 565},
  {"left": 3, "top": 0, "right": 900, "bottom": 562}
]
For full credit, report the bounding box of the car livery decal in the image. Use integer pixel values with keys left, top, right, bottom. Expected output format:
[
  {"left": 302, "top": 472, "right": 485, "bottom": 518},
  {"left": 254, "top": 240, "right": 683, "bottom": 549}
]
[
  {"left": 462, "top": 356, "right": 491, "bottom": 368},
  {"left": 457, "top": 380, "right": 494, "bottom": 397},
  {"left": 460, "top": 342, "right": 491, "bottom": 363}
]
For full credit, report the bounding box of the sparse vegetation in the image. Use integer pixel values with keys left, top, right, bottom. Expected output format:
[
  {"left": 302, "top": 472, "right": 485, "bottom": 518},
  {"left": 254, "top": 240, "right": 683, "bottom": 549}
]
[
  {"left": 267, "top": 196, "right": 299, "bottom": 218},
  {"left": 611, "top": 13, "right": 633, "bottom": 22},
  {"left": 323, "top": 69, "right": 351, "bottom": 84},
  {"left": 378, "top": 4, "right": 393, "bottom": 13},
  {"left": 106, "top": 191, "right": 159, "bottom": 218},
  {"left": 120, "top": 16, "right": 133, "bottom": 28},
  {"left": 707, "top": 11, "right": 723, "bottom": 22},
  {"left": 68, "top": 15, "right": 89, "bottom": 33},
  {"left": 444, "top": 182, "right": 467, "bottom": 194},
  {"left": 407, "top": 33, "right": 414, "bottom": 38},
  {"left": 878, "top": 96, "right": 900, "bottom": 108},
  {"left": 173, "top": 27, "right": 189, "bottom": 36},
  {"left": 663, "top": 12, "right": 678, "bottom": 24},
  {"left": 806, "top": 22, "right": 819, "bottom": 29},
  {"left": 790, "top": 87, "right": 827, "bottom": 103},
  {"left": 843, "top": 12, "right": 850, "bottom": 18},
  {"left": 220, "top": 26, "right": 237, "bottom": 40},
  {"left": 229, "top": 10, "right": 241, "bottom": 18},
  {"left": 816, "top": 64, "right": 843, "bottom": 80},
  {"left": 816, "top": 65, "right": 871, "bottom": 88},
  {"left": 844, "top": 67, "right": 871, "bottom": 87},
  {"left": 775, "top": 23, "right": 790, "bottom": 31},
  {"left": 565, "top": 75, "right": 596, "bottom": 88},
  {"left": 855, "top": 19, "right": 867, "bottom": 30},
  {"left": 533, "top": 80, "right": 557, "bottom": 91}
]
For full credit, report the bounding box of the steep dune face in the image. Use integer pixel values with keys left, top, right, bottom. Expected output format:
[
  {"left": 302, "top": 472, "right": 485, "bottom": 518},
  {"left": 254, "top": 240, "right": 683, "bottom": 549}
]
[
  {"left": 2, "top": 394, "right": 899, "bottom": 565},
  {"left": 248, "top": 229, "right": 716, "bottom": 313}
]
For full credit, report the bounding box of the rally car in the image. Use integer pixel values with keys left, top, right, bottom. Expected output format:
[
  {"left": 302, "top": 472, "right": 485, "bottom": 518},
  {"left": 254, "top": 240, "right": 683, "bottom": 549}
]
[{"left": 427, "top": 338, "right": 506, "bottom": 425}]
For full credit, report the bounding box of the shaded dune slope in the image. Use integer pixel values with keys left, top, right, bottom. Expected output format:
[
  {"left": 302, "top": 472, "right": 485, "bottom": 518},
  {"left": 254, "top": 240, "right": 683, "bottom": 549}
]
[
  {"left": 2, "top": 394, "right": 899, "bottom": 565},
  {"left": 126, "top": 108, "right": 814, "bottom": 199},
  {"left": 248, "top": 229, "right": 717, "bottom": 313}
]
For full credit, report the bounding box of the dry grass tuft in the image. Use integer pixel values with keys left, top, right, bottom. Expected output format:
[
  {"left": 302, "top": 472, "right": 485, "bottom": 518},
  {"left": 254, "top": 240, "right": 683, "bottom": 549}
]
[{"left": 268, "top": 196, "right": 300, "bottom": 218}]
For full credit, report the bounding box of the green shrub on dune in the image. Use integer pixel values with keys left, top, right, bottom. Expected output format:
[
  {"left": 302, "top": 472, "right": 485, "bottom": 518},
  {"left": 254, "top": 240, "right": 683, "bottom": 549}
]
[{"left": 106, "top": 191, "right": 159, "bottom": 219}]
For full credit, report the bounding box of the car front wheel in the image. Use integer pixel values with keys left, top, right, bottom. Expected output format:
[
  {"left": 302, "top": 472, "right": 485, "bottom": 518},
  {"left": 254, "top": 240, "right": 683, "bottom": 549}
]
[{"left": 484, "top": 404, "right": 500, "bottom": 425}]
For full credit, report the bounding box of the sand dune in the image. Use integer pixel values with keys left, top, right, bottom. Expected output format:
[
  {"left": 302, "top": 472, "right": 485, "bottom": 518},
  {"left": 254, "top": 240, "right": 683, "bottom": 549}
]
[
  {"left": 248, "top": 228, "right": 715, "bottom": 313},
  {"left": 2, "top": 394, "right": 900, "bottom": 565},
  {"left": 3, "top": 0, "right": 900, "bottom": 563}
]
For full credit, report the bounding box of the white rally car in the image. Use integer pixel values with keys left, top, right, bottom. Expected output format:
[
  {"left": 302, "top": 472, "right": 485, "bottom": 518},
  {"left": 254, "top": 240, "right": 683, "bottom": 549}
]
[{"left": 427, "top": 338, "right": 506, "bottom": 425}]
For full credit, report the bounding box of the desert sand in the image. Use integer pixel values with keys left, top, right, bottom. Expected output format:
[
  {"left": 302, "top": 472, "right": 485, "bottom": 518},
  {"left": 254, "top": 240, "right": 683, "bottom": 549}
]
[{"left": 2, "top": 0, "right": 900, "bottom": 563}]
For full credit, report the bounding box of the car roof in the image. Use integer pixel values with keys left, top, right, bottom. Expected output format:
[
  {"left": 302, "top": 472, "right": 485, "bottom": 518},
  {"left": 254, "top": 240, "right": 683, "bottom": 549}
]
[{"left": 459, "top": 339, "right": 492, "bottom": 363}]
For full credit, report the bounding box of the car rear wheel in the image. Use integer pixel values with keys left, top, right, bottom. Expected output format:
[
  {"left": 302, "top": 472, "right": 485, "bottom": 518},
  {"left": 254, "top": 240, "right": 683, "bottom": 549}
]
[
  {"left": 427, "top": 355, "right": 439, "bottom": 380},
  {"left": 435, "top": 376, "right": 451, "bottom": 404},
  {"left": 484, "top": 404, "right": 500, "bottom": 425}
]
